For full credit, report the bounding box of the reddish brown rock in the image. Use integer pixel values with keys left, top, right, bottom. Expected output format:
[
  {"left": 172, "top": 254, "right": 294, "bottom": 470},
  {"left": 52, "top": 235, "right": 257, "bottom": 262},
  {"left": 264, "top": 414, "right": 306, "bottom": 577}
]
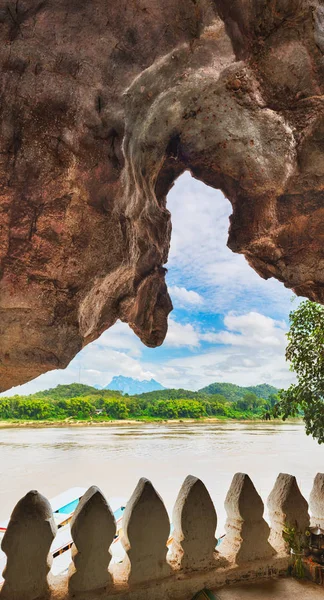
[{"left": 0, "top": 0, "right": 323, "bottom": 391}]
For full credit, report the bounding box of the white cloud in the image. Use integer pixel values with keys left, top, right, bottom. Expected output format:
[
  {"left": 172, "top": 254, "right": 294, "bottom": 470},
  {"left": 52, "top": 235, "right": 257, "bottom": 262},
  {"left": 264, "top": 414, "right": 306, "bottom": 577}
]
[
  {"left": 225, "top": 312, "right": 286, "bottom": 335},
  {"left": 1, "top": 310, "right": 293, "bottom": 396},
  {"left": 169, "top": 286, "right": 203, "bottom": 307},
  {"left": 161, "top": 347, "right": 294, "bottom": 391},
  {"left": 95, "top": 321, "right": 142, "bottom": 358},
  {"left": 167, "top": 172, "right": 296, "bottom": 316},
  {"left": 201, "top": 312, "right": 287, "bottom": 349},
  {"left": 157, "top": 311, "right": 293, "bottom": 391},
  {"left": 2, "top": 324, "right": 155, "bottom": 396},
  {"left": 165, "top": 318, "right": 200, "bottom": 348},
  {"left": 78, "top": 347, "right": 154, "bottom": 382}
]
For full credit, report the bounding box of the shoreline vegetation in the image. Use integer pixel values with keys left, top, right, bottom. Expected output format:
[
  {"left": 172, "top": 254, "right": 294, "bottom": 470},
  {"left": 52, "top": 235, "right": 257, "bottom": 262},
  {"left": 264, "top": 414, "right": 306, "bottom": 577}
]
[
  {"left": 0, "top": 382, "right": 289, "bottom": 427},
  {"left": 0, "top": 416, "right": 302, "bottom": 429}
]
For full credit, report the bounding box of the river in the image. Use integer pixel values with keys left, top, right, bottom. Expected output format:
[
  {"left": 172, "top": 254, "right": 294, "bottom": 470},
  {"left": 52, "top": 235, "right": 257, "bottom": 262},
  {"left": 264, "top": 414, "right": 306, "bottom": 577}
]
[{"left": 0, "top": 422, "right": 322, "bottom": 530}]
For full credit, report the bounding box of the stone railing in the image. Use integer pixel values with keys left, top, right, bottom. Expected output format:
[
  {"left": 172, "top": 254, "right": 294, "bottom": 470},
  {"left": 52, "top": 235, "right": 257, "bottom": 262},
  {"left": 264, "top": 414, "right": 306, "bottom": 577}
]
[{"left": 0, "top": 472, "right": 323, "bottom": 600}]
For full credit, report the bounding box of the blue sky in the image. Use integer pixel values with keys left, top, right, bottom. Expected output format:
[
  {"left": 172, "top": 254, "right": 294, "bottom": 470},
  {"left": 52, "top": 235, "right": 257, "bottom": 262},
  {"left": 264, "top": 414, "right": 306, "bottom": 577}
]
[{"left": 4, "top": 173, "right": 300, "bottom": 395}]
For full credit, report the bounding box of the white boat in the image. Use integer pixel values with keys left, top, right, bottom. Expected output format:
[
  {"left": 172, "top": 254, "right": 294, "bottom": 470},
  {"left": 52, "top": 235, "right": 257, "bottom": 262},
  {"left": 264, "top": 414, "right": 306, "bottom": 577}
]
[{"left": 0, "top": 488, "right": 127, "bottom": 580}]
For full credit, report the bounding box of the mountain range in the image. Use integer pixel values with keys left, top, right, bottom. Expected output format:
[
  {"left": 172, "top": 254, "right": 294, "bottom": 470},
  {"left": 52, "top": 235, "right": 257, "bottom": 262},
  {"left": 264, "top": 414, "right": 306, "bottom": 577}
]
[
  {"left": 93, "top": 376, "right": 278, "bottom": 399},
  {"left": 95, "top": 375, "right": 166, "bottom": 395}
]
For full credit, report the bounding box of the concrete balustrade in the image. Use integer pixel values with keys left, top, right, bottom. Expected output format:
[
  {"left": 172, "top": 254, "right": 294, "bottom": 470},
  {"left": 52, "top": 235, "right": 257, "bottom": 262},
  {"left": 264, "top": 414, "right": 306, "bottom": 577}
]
[
  {"left": 309, "top": 473, "right": 324, "bottom": 529},
  {"left": 0, "top": 472, "right": 322, "bottom": 600},
  {"left": 68, "top": 486, "right": 116, "bottom": 594},
  {"left": 0, "top": 491, "right": 56, "bottom": 600},
  {"left": 170, "top": 475, "right": 219, "bottom": 571},
  {"left": 267, "top": 473, "right": 310, "bottom": 554},
  {"left": 220, "top": 473, "right": 275, "bottom": 564},
  {"left": 120, "top": 478, "right": 171, "bottom": 585}
]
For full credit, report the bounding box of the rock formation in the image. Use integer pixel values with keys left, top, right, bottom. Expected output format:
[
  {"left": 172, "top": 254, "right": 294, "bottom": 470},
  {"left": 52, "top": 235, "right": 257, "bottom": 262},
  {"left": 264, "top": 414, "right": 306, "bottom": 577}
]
[{"left": 0, "top": 0, "right": 323, "bottom": 391}]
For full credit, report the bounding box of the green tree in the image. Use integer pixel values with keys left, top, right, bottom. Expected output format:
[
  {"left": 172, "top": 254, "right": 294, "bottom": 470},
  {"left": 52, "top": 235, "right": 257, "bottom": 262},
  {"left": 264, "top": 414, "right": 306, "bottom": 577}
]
[
  {"left": 0, "top": 383, "right": 278, "bottom": 422},
  {"left": 276, "top": 300, "right": 324, "bottom": 443},
  {"left": 236, "top": 392, "right": 258, "bottom": 411},
  {"left": 103, "top": 399, "right": 129, "bottom": 420},
  {"left": 65, "top": 397, "right": 95, "bottom": 419},
  {"left": 267, "top": 393, "right": 279, "bottom": 409},
  {"left": 0, "top": 399, "right": 14, "bottom": 419},
  {"left": 149, "top": 401, "right": 179, "bottom": 419},
  {"left": 176, "top": 400, "right": 206, "bottom": 419}
]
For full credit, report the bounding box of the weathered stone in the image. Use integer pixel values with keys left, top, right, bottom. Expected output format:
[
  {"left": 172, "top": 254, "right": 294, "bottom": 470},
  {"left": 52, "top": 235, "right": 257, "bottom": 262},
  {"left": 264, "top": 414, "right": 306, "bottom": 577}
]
[
  {"left": 309, "top": 473, "right": 324, "bottom": 529},
  {"left": 1, "top": 0, "right": 324, "bottom": 390},
  {"left": 267, "top": 473, "right": 310, "bottom": 554},
  {"left": 68, "top": 486, "right": 116, "bottom": 593},
  {"left": 170, "top": 475, "right": 218, "bottom": 572},
  {"left": 120, "top": 478, "right": 171, "bottom": 585},
  {"left": 220, "top": 473, "right": 275, "bottom": 564},
  {"left": 0, "top": 490, "right": 56, "bottom": 600}
]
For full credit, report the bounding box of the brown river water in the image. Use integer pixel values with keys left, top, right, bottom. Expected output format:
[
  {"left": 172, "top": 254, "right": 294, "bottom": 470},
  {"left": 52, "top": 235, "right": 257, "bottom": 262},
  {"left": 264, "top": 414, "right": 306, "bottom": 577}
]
[{"left": 0, "top": 421, "right": 322, "bottom": 531}]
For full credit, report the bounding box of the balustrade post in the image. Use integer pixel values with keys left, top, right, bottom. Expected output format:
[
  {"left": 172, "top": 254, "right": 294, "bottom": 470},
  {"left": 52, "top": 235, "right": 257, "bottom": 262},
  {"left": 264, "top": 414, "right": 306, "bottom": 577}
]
[
  {"left": 0, "top": 490, "right": 56, "bottom": 600},
  {"left": 267, "top": 473, "right": 310, "bottom": 554},
  {"left": 220, "top": 473, "right": 275, "bottom": 564},
  {"left": 68, "top": 486, "right": 116, "bottom": 594},
  {"left": 120, "top": 478, "right": 171, "bottom": 585},
  {"left": 309, "top": 473, "right": 324, "bottom": 529},
  {"left": 170, "top": 475, "right": 218, "bottom": 571}
]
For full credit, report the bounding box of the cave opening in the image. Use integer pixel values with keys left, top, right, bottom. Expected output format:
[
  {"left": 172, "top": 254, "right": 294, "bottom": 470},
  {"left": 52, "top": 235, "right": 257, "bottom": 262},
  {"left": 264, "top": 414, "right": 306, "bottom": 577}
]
[{"left": 1, "top": 172, "right": 294, "bottom": 397}]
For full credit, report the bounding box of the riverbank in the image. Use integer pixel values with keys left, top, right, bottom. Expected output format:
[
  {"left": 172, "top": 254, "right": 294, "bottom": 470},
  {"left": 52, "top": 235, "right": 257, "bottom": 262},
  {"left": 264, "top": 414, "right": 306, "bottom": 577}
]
[
  {"left": 0, "top": 417, "right": 300, "bottom": 429},
  {"left": 0, "top": 382, "right": 282, "bottom": 423}
]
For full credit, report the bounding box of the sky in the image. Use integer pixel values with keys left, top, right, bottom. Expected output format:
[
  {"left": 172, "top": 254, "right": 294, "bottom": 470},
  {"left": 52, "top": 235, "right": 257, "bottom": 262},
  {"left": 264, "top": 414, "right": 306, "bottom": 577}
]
[{"left": 3, "top": 172, "right": 301, "bottom": 396}]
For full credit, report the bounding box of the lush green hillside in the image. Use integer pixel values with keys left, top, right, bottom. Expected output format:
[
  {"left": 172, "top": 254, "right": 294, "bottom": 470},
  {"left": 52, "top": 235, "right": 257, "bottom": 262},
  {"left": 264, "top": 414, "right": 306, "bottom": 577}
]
[
  {"left": 0, "top": 382, "right": 278, "bottom": 422},
  {"left": 135, "top": 388, "right": 211, "bottom": 401},
  {"left": 245, "top": 384, "right": 278, "bottom": 399},
  {"left": 33, "top": 383, "right": 122, "bottom": 399},
  {"left": 199, "top": 382, "right": 278, "bottom": 402}
]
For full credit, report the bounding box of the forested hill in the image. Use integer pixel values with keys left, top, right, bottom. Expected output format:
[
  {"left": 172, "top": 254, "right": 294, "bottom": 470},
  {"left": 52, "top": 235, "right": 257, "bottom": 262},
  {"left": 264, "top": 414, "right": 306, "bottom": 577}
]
[
  {"left": 0, "top": 382, "right": 279, "bottom": 422},
  {"left": 135, "top": 388, "right": 207, "bottom": 401},
  {"left": 198, "top": 382, "right": 278, "bottom": 402},
  {"left": 31, "top": 382, "right": 278, "bottom": 403},
  {"left": 18, "top": 382, "right": 279, "bottom": 404},
  {"left": 33, "top": 383, "right": 122, "bottom": 399}
]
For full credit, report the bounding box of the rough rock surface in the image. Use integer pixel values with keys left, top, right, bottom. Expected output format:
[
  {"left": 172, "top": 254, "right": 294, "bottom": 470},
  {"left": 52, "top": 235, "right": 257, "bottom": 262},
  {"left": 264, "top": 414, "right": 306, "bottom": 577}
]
[{"left": 0, "top": 0, "right": 324, "bottom": 391}]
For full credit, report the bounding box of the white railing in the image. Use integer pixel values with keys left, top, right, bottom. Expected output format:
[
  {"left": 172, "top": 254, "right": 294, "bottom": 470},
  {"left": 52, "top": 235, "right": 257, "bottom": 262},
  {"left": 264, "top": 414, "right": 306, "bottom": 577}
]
[{"left": 0, "top": 472, "right": 323, "bottom": 600}]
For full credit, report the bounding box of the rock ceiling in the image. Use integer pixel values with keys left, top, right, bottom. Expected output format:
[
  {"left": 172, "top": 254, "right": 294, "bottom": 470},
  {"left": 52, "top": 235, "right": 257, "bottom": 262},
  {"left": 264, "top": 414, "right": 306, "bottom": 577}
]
[{"left": 0, "top": 0, "right": 323, "bottom": 390}]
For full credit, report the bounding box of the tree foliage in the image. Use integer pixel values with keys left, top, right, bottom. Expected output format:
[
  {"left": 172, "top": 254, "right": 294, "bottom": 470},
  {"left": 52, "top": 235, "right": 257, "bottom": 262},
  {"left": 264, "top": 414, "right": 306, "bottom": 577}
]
[
  {"left": 199, "top": 381, "right": 278, "bottom": 402},
  {"left": 0, "top": 384, "right": 272, "bottom": 422},
  {"left": 33, "top": 383, "right": 122, "bottom": 399},
  {"left": 276, "top": 300, "right": 324, "bottom": 443}
]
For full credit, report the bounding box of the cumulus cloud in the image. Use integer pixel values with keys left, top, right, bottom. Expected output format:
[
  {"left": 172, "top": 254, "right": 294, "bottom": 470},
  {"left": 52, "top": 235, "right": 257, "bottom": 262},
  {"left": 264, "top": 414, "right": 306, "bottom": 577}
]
[
  {"left": 201, "top": 312, "right": 287, "bottom": 349},
  {"left": 3, "top": 323, "right": 155, "bottom": 396},
  {"left": 169, "top": 285, "right": 203, "bottom": 307},
  {"left": 165, "top": 318, "right": 200, "bottom": 348},
  {"left": 167, "top": 172, "right": 295, "bottom": 316},
  {"left": 159, "top": 311, "right": 293, "bottom": 390},
  {"left": 2, "top": 308, "right": 293, "bottom": 396},
  {"left": 162, "top": 348, "right": 293, "bottom": 391},
  {"left": 95, "top": 321, "right": 142, "bottom": 358}
]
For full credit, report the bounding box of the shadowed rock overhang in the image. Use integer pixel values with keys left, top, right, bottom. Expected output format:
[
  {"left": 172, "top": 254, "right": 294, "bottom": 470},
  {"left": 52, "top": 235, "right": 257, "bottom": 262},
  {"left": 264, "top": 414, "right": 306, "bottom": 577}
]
[{"left": 0, "top": 0, "right": 324, "bottom": 391}]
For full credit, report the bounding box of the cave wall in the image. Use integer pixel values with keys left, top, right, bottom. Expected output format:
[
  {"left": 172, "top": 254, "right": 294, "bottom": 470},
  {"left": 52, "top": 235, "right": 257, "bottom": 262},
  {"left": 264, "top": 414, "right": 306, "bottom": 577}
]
[{"left": 0, "top": 0, "right": 323, "bottom": 391}]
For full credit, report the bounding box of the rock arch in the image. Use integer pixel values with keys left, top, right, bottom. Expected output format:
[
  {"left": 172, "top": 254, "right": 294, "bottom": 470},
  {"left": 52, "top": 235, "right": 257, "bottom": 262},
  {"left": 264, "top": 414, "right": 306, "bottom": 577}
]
[{"left": 0, "top": 0, "right": 323, "bottom": 390}]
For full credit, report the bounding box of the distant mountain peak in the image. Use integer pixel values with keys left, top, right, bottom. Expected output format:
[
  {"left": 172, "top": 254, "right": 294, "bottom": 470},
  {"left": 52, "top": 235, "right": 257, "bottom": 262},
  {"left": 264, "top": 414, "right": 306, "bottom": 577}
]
[{"left": 104, "top": 375, "right": 166, "bottom": 395}]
